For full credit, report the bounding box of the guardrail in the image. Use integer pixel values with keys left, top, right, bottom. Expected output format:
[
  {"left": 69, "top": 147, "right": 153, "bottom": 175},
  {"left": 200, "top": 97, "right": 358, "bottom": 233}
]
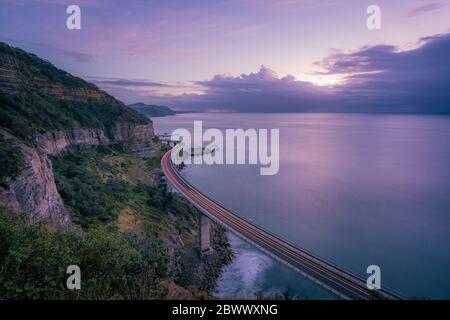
[{"left": 163, "top": 150, "right": 404, "bottom": 300}]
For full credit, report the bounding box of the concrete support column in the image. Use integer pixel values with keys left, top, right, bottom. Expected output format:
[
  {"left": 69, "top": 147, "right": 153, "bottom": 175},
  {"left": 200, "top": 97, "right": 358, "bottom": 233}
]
[{"left": 199, "top": 213, "right": 212, "bottom": 255}]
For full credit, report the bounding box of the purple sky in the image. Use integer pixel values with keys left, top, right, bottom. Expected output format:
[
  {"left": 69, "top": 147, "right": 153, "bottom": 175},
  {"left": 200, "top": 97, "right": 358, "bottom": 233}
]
[{"left": 1, "top": 0, "right": 449, "bottom": 112}]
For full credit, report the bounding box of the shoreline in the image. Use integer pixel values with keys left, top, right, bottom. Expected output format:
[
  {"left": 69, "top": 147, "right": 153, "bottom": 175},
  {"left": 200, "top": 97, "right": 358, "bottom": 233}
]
[
  {"left": 161, "top": 148, "right": 403, "bottom": 300},
  {"left": 162, "top": 162, "right": 234, "bottom": 298}
]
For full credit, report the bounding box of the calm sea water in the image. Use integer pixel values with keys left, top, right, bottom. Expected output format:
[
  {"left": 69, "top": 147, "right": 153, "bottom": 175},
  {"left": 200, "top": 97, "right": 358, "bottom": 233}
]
[{"left": 153, "top": 113, "right": 450, "bottom": 299}]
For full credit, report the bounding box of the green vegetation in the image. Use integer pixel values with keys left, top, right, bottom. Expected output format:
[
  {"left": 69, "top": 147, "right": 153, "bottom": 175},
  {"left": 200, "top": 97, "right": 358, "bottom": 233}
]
[
  {"left": 51, "top": 146, "right": 173, "bottom": 227},
  {"left": 52, "top": 146, "right": 130, "bottom": 226},
  {"left": 0, "top": 145, "right": 205, "bottom": 299},
  {"left": 0, "top": 43, "right": 228, "bottom": 300},
  {"left": 146, "top": 144, "right": 171, "bottom": 168},
  {"left": 0, "top": 94, "right": 147, "bottom": 142},
  {"left": 129, "top": 103, "right": 176, "bottom": 117},
  {"left": 0, "top": 135, "right": 24, "bottom": 187},
  {"left": 0, "top": 43, "right": 92, "bottom": 89},
  {"left": 147, "top": 155, "right": 162, "bottom": 168},
  {"left": 0, "top": 211, "right": 166, "bottom": 299},
  {"left": 0, "top": 42, "right": 149, "bottom": 142}
]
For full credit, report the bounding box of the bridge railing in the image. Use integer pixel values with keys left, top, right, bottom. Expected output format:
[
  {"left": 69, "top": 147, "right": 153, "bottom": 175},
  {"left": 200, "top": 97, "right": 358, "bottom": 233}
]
[{"left": 164, "top": 151, "right": 405, "bottom": 299}]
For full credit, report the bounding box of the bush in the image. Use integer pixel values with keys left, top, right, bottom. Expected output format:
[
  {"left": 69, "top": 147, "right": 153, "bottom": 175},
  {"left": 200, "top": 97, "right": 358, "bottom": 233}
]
[
  {"left": 0, "top": 212, "right": 166, "bottom": 299},
  {"left": 136, "top": 182, "right": 172, "bottom": 207},
  {"left": 0, "top": 135, "right": 24, "bottom": 187},
  {"left": 146, "top": 155, "right": 161, "bottom": 168},
  {"left": 52, "top": 148, "right": 130, "bottom": 226}
]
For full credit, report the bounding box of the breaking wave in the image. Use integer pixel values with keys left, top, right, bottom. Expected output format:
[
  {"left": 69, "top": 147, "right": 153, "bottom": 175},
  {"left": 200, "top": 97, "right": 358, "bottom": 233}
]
[{"left": 213, "top": 232, "right": 273, "bottom": 299}]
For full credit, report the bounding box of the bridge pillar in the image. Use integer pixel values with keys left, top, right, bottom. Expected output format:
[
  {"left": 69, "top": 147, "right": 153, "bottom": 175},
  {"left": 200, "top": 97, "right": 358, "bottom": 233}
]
[{"left": 199, "top": 213, "right": 212, "bottom": 256}]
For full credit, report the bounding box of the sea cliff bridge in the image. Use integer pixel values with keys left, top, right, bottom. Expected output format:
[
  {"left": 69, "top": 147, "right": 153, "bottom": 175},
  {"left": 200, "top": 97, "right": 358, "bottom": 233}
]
[{"left": 161, "top": 148, "right": 403, "bottom": 300}]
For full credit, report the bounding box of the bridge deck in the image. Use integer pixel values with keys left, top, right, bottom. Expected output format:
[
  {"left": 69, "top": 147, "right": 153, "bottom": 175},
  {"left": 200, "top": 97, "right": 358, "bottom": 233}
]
[{"left": 161, "top": 149, "right": 402, "bottom": 300}]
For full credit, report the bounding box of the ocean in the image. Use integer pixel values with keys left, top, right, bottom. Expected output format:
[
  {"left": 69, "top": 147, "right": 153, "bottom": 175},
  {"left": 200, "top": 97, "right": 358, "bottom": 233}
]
[{"left": 153, "top": 113, "right": 450, "bottom": 299}]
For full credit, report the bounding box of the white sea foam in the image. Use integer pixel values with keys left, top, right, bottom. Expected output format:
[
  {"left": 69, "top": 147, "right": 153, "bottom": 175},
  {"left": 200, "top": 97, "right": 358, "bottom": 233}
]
[{"left": 213, "top": 232, "right": 273, "bottom": 299}]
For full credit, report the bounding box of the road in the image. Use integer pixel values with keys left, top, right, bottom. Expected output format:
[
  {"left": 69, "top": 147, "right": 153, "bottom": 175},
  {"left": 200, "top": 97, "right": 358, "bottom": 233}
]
[{"left": 161, "top": 149, "right": 402, "bottom": 300}]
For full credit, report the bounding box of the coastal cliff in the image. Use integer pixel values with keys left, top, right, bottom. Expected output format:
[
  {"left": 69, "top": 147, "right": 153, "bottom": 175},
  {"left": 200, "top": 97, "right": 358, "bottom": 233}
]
[
  {"left": 112, "top": 122, "right": 156, "bottom": 151},
  {"left": 0, "top": 42, "right": 156, "bottom": 229},
  {"left": 1, "top": 123, "right": 155, "bottom": 229},
  {"left": 0, "top": 136, "right": 67, "bottom": 227},
  {"left": 0, "top": 42, "right": 231, "bottom": 299}
]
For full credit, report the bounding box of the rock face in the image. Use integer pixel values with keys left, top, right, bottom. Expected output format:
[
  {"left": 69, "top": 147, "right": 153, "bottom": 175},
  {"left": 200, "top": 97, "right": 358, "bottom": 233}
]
[
  {"left": 112, "top": 122, "right": 155, "bottom": 151},
  {"left": 37, "top": 128, "right": 110, "bottom": 155},
  {"left": 0, "top": 42, "right": 157, "bottom": 229},
  {"left": 0, "top": 124, "right": 156, "bottom": 230},
  {"left": 0, "top": 140, "right": 69, "bottom": 228}
]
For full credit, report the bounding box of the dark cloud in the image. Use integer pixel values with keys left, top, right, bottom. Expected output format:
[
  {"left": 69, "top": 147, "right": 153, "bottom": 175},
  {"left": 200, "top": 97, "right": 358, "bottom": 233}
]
[
  {"left": 180, "top": 66, "right": 336, "bottom": 112},
  {"left": 317, "top": 33, "right": 450, "bottom": 112},
  {"left": 95, "top": 33, "right": 450, "bottom": 113}
]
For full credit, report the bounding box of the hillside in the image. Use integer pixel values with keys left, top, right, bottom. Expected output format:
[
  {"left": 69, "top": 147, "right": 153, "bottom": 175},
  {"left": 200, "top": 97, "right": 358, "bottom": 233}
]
[
  {"left": 0, "top": 42, "right": 156, "bottom": 227},
  {"left": 0, "top": 42, "right": 232, "bottom": 299},
  {"left": 129, "top": 102, "right": 176, "bottom": 117},
  {"left": 0, "top": 43, "right": 150, "bottom": 143}
]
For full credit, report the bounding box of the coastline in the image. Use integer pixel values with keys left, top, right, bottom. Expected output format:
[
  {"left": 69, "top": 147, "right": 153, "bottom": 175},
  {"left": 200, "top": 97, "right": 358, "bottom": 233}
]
[
  {"left": 161, "top": 146, "right": 403, "bottom": 300},
  {"left": 152, "top": 113, "right": 450, "bottom": 299},
  {"left": 162, "top": 158, "right": 234, "bottom": 299}
]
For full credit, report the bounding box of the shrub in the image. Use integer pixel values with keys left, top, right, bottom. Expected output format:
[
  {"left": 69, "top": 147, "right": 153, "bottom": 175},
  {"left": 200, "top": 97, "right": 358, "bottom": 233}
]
[
  {"left": 0, "top": 135, "right": 24, "bottom": 187},
  {"left": 0, "top": 212, "right": 166, "bottom": 299}
]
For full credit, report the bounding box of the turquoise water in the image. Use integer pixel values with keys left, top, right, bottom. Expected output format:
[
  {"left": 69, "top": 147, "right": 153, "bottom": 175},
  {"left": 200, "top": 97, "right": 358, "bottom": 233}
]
[{"left": 153, "top": 113, "right": 450, "bottom": 299}]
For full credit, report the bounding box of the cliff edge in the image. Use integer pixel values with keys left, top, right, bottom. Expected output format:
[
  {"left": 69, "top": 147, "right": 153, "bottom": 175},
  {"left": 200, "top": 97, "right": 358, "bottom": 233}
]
[{"left": 0, "top": 42, "right": 156, "bottom": 229}]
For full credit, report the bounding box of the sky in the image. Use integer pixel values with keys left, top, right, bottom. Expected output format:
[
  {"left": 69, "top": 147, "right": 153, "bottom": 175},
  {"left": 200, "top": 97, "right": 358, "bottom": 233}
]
[{"left": 0, "top": 0, "right": 449, "bottom": 112}]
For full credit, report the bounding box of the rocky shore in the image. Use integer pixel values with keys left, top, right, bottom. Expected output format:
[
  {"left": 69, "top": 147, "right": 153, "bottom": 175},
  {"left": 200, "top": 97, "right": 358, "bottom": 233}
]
[
  {"left": 159, "top": 162, "right": 234, "bottom": 298},
  {"left": 177, "top": 222, "right": 234, "bottom": 295},
  {"left": 0, "top": 42, "right": 234, "bottom": 299}
]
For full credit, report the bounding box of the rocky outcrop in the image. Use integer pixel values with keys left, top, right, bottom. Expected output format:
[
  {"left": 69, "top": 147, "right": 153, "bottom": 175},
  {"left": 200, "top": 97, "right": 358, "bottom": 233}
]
[
  {"left": 37, "top": 128, "right": 110, "bottom": 155},
  {"left": 158, "top": 198, "right": 233, "bottom": 297},
  {"left": 0, "top": 42, "right": 157, "bottom": 230},
  {"left": 0, "top": 124, "right": 156, "bottom": 230},
  {"left": 0, "top": 141, "right": 69, "bottom": 228},
  {"left": 168, "top": 220, "right": 233, "bottom": 295},
  {"left": 112, "top": 122, "right": 155, "bottom": 151}
]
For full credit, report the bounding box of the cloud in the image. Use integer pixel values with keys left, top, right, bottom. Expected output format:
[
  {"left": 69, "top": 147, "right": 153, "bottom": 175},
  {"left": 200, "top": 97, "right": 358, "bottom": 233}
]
[
  {"left": 408, "top": 2, "right": 447, "bottom": 17},
  {"left": 87, "top": 77, "right": 169, "bottom": 88},
  {"left": 91, "top": 33, "right": 450, "bottom": 113},
  {"left": 137, "top": 66, "right": 336, "bottom": 112},
  {"left": 86, "top": 76, "right": 206, "bottom": 105},
  {"left": 315, "top": 33, "right": 450, "bottom": 112}
]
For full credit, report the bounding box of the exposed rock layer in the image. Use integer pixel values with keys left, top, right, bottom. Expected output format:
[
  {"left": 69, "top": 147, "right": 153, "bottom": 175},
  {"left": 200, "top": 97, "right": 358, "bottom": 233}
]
[
  {"left": 0, "top": 123, "right": 156, "bottom": 229},
  {"left": 0, "top": 42, "right": 156, "bottom": 229}
]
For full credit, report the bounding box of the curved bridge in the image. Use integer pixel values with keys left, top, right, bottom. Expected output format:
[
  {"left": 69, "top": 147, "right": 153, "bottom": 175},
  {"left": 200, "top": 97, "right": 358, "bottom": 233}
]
[{"left": 161, "top": 149, "right": 402, "bottom": 300}]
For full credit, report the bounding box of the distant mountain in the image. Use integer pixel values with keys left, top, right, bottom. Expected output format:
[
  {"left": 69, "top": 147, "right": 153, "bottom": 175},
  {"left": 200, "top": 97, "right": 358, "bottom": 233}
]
[
  {"left": 0, "top": 41, "right": 156, "bottom": 229},
  {"left": 0, "top": 42, "right": 231, "bottom": 300},
  {"left": 0, "top": 43, "right": 151, "bottom": 143},
  {"left": 129, "top": 103, "right": 176, "bottom": 117}
]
